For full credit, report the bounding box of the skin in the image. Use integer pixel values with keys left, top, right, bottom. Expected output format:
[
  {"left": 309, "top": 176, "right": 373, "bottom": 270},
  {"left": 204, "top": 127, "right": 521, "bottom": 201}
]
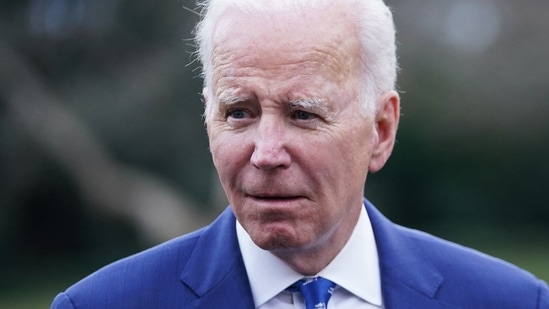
[{"left": 206, "top": 6, "right": 400, "bottom": 275}]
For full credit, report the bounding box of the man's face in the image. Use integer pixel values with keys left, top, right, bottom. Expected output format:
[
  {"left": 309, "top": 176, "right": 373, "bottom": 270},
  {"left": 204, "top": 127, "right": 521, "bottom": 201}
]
[{"left": 206, "top": 8, "right": 396, "bottom": 259}]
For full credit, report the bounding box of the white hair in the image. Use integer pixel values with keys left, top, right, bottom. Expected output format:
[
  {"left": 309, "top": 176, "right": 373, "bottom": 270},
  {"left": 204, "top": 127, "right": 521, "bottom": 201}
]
[{"left": 194, "top": 0, "right": 398, "bottom": 121}]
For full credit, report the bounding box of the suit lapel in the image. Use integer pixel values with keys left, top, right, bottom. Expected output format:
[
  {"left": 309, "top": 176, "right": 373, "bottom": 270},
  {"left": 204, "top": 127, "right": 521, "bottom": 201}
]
[
  {"left": 180, "top": 207, "right": 255, "bottom": 308},
  {"left": 365, "top": 200, "right": 460, "bottom": 309}
]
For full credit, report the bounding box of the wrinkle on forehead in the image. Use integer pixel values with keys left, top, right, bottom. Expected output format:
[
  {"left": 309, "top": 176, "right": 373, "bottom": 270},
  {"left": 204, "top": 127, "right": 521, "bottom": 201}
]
[
  {"left": 211, "top": 49, "right": 357, "bottom": 94},
  {"left": 210, "top": 7, "right": 361, "bottom": 87}
]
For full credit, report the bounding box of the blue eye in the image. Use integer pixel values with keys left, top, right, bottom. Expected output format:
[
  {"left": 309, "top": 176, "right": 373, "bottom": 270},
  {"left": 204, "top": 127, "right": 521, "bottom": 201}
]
[
  {"left": 294, "top": 110, "right": 312, "bottom": 120},
  {"left": 228, "top": 109, "right": 246, "bottom": 119}
]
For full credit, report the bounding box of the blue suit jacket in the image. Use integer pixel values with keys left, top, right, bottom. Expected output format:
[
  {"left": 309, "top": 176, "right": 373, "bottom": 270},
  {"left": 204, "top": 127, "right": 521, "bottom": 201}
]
[{"left": 51, "top": 200, "right": 549, "bottom": 308}]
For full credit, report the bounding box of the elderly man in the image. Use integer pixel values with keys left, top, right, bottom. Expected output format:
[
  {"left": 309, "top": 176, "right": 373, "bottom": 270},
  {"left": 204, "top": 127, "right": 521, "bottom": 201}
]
[{"left": 51, "top": 0, "right": 549, "bottom": 308}]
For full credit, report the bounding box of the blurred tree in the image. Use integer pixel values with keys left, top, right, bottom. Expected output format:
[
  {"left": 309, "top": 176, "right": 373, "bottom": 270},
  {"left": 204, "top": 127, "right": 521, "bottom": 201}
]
[{"left": 0, "top": 0, "right": 216, "bottom": 290}]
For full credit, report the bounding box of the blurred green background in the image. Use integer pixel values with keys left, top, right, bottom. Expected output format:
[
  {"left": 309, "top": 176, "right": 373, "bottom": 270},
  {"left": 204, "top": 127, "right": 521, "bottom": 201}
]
[{"left": 1, "top": 0, "right": 548, "bottom": 307}]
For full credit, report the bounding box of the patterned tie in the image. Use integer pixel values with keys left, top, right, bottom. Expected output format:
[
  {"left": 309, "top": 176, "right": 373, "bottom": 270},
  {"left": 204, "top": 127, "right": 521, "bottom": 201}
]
[{"left": 288, "top": 277, "right": 337, "bottom": 309}]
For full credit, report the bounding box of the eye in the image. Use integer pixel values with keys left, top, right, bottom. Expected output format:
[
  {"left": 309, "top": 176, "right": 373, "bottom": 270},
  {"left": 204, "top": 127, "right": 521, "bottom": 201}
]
[
  {"left": 227, "top": 109, "right": 248, "bottom": 119},
  {"left": 293, "top": 110, "right": 314, "bottom": 120}
]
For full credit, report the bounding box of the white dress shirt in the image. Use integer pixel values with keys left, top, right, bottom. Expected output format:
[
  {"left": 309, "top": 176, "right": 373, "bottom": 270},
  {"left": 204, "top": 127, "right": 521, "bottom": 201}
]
[{"left": 236, "top": 204, "right": 384, "bottom": 308}]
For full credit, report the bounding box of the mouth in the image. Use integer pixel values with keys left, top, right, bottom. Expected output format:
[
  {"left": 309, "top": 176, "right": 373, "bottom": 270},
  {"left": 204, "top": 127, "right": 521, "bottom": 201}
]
[
  {"left": 243, "top": 194, "right": 309, "bottom": 221},
  {"left": 254, "top": 195, "right": 298, "bottom": 199},
  {"left": 246, "top": 194, "right": 305, "bottom": 203}
]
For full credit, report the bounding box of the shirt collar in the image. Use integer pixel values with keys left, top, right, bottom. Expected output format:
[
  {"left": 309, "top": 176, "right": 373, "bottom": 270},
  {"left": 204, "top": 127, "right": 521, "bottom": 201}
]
[{"left": 236, "top": 204, "right": 382, "bottom": 307}]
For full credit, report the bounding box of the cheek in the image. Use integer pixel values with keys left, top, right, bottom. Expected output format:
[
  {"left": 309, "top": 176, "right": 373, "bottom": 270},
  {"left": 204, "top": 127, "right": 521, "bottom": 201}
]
[
  {"left": 345, "top": 122, "right": 375, "bottom": 163},
  {"left": 209, "top": 134, "right": 233, "bottom": 177},
  {"left": 323, "top": 128, "right": 373, "bottom": 186},
  {"left": 209, "top": 132, "right": 251, "bottom": 188},
  {"left": 210, "top": 129, "right": 235, "bottom": 162}
]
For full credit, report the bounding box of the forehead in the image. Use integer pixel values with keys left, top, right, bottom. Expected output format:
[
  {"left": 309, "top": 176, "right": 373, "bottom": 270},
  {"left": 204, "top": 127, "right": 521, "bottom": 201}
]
[{"left": 210, "top": 6, "right": 361, "bottom": 88}]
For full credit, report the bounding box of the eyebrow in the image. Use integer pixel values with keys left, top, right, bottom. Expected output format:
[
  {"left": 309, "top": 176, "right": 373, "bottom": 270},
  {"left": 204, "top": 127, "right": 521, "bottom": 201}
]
[
  {"left": 217, "top": 93, "right": 248, "bottom": 106},
  {"left": 217, "top": 93, "right": 329, "bottom": 113},
  {"left": 289, "top": 98, "right": 328, "bottom": 113}
]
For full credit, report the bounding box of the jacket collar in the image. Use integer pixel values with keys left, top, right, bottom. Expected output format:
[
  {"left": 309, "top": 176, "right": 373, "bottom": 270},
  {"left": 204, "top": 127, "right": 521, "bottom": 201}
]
[
  {"left": 180, "top": 208, "right": 255, "bottom": 308},
  {"left": 180, "top": 202, "right": 458, "bottom": 309},
  {"left": 365, "top": 199, "right": 459, "bottom": 309}
]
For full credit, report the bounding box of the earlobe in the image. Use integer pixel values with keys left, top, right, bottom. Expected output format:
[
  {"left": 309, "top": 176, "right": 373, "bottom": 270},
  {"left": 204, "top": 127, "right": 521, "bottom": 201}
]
[{"left": 369, "top": 91, "right": 400, "bottom": 173}]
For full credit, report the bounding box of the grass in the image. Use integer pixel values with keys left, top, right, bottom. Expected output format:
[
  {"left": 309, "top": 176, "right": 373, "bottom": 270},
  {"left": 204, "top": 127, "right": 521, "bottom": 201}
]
[
  {"left": 0, "top": 254, "right": 118, "bottom": 309},
  {"left": 0, "top": 277, "right": 76, "bottom": 309},
  {"left": 0, "top": 288, "right": 63, "bottom": 309},
  {"left": 475, "top": 243, "right": 549, "bottom": 282}
]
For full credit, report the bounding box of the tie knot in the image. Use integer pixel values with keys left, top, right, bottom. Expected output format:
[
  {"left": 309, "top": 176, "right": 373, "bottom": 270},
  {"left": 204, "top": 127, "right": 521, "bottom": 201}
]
[{"left": 288, "top": 277, "right": 337, "bottom": 309}]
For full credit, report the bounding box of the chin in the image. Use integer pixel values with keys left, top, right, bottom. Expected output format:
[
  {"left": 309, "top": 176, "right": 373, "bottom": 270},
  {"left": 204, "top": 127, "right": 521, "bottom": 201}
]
[
  {"left": 253, "top": 231, "right": 314, "bottom": 254},
  {"left": 251, "top": 229, "right": 299, "bottom": 251}
]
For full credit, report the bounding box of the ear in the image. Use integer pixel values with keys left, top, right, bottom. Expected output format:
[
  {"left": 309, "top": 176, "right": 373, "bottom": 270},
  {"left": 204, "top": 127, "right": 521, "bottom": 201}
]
[{"left": 369, "top": 91, "right": 400, "bottom": 173}]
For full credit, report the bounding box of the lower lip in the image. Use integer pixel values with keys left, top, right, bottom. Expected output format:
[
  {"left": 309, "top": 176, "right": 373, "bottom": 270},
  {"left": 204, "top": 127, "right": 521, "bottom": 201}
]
[
  {"left": 245, "top": 196, "right": 308, "bottom": 222},
  {"left": 248, "top": 196, "right": 304, "bottom": 205}
]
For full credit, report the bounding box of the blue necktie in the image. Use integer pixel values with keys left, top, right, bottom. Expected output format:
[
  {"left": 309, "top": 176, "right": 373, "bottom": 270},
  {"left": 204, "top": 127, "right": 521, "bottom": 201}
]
[{"left": 288, "top": 277, "right": 337, "bottom": 309}]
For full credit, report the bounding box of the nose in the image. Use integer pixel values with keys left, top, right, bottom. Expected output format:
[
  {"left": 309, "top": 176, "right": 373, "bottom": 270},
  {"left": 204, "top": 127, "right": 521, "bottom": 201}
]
[{"left": 250, "top": 117, "right": 291, "bottom": 170}]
